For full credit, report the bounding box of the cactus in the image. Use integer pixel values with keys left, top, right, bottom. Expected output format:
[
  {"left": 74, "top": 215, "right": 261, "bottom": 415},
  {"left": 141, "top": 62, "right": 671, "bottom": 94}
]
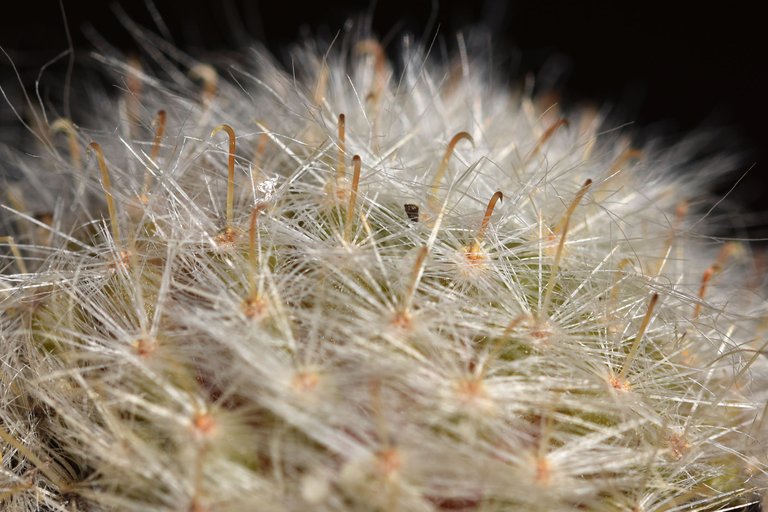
[{"left": 1, "top": 20, "right": 767, "bottom": 512}]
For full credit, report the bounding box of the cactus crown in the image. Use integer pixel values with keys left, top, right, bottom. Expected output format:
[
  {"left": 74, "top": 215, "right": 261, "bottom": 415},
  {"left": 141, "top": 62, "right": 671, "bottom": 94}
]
[{"left": 1, "top": 21, "right": 767, "bottom": 512}]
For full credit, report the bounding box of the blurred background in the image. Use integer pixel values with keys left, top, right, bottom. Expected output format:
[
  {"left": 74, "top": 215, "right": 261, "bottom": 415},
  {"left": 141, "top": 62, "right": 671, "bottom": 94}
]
[{"left": 1, "top": 0, "right": 765, "bottom": 243}]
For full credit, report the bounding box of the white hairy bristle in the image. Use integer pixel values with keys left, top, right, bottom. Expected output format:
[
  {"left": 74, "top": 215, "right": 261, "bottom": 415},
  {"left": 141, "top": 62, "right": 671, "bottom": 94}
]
[{"left": 1, "top": 18, "right": 767, "bottom": 512}]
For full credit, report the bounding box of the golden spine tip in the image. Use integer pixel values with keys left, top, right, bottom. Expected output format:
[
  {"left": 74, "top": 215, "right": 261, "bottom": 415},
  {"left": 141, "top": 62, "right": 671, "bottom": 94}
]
[
  {"left": 655, "top": 199, "right": 689, "bottom": 277},
  {"left": 527, "top": 118, "right": 569, "bottom": 162},
  {"left": 252, "top": 132, "right": 269, "bottom": 181},
  {"left": 126, "top": 55, "right": 143, "bottom": 131},
  {"left": 87, "top": 142, "right": 121, "bottom": 246},
  {"left": 313, "top": 63, "right": 329, "bottom": 105},
  {"left": 609, "top": 148, "right": 642, "bottom": 174},
  {"left": 356, "top": 39, "right": 387, "bottom": 102},
  {"left": 190, "top": 64, "right": 218, "bottom": 105},
  {"left": 143, "top": 109, "right": 167, "bottom": 196},
  {"left": 344, "top": 155, "right": 362, "bottom": 242},
  {"left": 337, "top": 113, "right": 346, "bottom": 183},
  {"left": 480, "top": 191, "right": 504, "bottom": 235},
  {"left": 399, "top": 245, "right": 429, "bottom": 319},
  {"left": 468, "top": 190, "right": 503, "bottom": 259},
  {"left": 211, "top": 124, "right": 237, "bottom": 227},
  {"left": 541, "top": 179, "right": 592, "bottom": 317},
  {"left": 50, "top": 118, "right": 81, "bottom": 169},
  {"left": 150, "top": 110, "right": 167, "bottom": 162},
  {"left": 693, "top": 242, "right": 739, "bottom": 319},
  {"left": 618, "top": 293, "right": 659, "bottom": 380},
  {"left": 0, "top": 236, "right": 28, "bottom": 274},
  {"left": 126, "top": 55, "right": 143, "bottom": 96},
  {"left": 429, "top": 131, "right": 475, "bottom": 210}
]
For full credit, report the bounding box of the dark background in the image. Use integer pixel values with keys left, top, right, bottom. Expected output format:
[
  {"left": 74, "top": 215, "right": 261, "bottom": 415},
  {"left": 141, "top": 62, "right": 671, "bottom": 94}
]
[{"left": 1, "top": 0, "right": 766, "bottom": 242}]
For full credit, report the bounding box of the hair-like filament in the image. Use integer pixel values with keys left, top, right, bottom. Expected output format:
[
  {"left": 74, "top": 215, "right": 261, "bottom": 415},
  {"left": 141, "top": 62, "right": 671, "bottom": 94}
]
[
  {"left": 87, "top": 142, "right": 121, "bottom": 245},
  {"left": 0, "top": 425, "right": 68, "bottom": 491},
  {"left": 343, "top": 155, "right": 362, "bottom": 242},
  {"left": 617, "top": 293, "right": 659, "bottom": 380},
  {"left": 540, "top": 179, "right": 592, "bottom": 317},
  {"left": 50, "top": 118, "right": 81, "bottom": 169},
  {"left": 467, "top": 191, "right": 503, "bottom": 261},
  {"left": 211, "top": 124, "right": 237, "bottom": 228},
  {"left": 428, "top": 131, "right": 474, "bottom": 211}
]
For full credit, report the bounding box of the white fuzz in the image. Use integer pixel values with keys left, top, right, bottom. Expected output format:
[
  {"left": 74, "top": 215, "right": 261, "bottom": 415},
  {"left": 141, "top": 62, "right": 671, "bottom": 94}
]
[{"left": 1, "top": 20, "right": 767, "bottom": 512}]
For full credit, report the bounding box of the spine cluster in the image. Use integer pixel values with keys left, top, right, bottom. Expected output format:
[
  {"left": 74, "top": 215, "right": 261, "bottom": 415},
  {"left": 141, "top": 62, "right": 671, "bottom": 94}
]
[{"left": 1, "top": 23, "right": 767, "bottom": 512}]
